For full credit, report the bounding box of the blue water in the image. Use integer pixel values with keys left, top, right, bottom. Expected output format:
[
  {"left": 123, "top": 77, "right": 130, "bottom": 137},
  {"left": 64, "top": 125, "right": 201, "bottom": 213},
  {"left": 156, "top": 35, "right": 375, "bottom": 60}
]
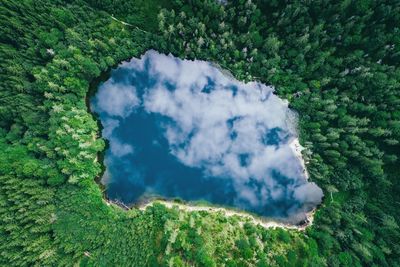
[{"left": 91, "top": 50, "right": 323, "bottom": 223}]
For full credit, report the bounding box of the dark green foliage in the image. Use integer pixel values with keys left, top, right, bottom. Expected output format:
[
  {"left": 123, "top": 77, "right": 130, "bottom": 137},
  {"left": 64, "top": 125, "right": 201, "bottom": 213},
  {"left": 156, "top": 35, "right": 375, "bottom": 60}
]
[
  {"left": 0, "top": 138, "right": 58, "bottom": 266},
  {"left": 1, "top": 0, "right": 399, "bottom": 266},
  {"left": 156, "top": 0, "right": 400, "bottom": 265}
]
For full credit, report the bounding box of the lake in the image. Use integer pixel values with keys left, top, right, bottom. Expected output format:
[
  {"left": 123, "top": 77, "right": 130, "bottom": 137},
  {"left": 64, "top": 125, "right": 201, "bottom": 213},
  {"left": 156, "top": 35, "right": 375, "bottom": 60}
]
[{"left": 91, "top": 50, "right": 323, "bottom": 223}]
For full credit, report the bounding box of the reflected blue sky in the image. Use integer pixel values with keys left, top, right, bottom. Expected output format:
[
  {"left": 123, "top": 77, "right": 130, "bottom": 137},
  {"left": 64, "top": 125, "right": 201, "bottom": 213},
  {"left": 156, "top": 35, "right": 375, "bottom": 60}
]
[{"left": 91, "top": 50, "right": 323, "bottom": 223}]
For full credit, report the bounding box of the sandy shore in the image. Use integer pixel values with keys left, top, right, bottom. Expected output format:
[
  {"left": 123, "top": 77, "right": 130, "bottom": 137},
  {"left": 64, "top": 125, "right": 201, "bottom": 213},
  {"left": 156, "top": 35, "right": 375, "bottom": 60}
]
[
  {"left": 289, "top": 138, "right": 310, "bottom": 180},
  {"left": 139, "top": 198, "right": 313, "bottom": 231}
]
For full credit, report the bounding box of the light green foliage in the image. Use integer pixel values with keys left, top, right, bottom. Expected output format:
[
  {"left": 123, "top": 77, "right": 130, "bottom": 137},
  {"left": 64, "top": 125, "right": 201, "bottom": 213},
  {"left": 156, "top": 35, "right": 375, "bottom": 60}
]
[{"left": 0, "top": 0, "right": 399, "bottom": 266}]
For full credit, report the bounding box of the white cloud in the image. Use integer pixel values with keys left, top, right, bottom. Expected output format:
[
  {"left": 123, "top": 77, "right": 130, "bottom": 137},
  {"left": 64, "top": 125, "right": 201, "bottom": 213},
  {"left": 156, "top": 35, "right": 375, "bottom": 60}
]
[
  {"left": 142, "top": 53, "right": 293, "bottom": 182},
  {"left": 94, "top": 79, "right": 140, "bottom": 118},
  {"left": 101, "top": 118, "right": 134, "bottom": 158},
  {"left": 294, "top": 182, "right": 324, "bottom": 204},
  {"left": 109, "top": 139, "right": 134, "bottom": 157}
]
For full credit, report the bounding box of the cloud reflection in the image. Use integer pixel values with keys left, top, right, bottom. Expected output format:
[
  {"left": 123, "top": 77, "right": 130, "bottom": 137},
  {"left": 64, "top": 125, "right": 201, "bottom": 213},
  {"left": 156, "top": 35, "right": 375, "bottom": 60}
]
[{"left": 92, "top": 50, "right": 323, "bottom": 223}]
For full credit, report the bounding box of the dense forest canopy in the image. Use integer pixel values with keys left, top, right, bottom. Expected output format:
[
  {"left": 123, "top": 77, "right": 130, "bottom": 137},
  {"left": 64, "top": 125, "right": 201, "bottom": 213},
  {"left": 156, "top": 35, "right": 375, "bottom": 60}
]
[{"left": 0, "top": 0, "right": 399, "bottom": 266}]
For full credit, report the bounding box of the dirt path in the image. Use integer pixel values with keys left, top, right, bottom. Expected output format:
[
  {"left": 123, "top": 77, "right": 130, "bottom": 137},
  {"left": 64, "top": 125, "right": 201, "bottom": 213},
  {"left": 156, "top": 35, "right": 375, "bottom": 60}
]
[{"left": 110, "top": 15, "right": 148, "bottom": 33}]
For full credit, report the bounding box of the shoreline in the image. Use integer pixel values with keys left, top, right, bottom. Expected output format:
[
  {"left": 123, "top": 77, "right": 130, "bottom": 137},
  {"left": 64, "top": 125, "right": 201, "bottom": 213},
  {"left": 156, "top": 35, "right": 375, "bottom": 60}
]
[
  {"left": 137, "top": 198, "right": 314, "bottom": 231},
  {"left": 102, "top": 136, "right": 317, "bottom": 231},
  {"left": 133, "top": 137, "right": 316, "bottom": 231},
  {"left": 91, "top": 52, "right": 317, "bottom": 232},
  {"left": 288, "top": 138, "right": 310, "bottom": 181}
]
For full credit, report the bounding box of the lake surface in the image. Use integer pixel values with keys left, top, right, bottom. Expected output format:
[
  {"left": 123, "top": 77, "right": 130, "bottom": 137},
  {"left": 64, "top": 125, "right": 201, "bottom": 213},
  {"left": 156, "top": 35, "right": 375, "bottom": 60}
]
[{"left": 91, "top": 50, "right": 323, "bottom": 223}]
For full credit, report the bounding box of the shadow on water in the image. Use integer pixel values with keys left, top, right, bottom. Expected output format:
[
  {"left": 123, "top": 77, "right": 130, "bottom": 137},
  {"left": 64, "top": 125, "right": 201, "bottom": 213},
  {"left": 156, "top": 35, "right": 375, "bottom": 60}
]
[{"left": 86, "top": 67, "right": 113, "bottom": 193}]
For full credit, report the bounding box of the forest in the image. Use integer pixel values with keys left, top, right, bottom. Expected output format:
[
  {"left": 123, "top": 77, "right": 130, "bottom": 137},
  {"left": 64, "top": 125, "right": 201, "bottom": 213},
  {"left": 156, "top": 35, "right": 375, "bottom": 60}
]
[{"left": 0, "top": 0, "right": 399, "bottom": 266}]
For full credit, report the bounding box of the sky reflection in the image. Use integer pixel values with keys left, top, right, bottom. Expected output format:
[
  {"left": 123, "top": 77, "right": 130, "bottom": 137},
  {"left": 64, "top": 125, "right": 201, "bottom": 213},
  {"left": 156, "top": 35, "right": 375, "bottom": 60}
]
[{"left": 91, "top": 50, "right": 323, "bottom": 223}]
